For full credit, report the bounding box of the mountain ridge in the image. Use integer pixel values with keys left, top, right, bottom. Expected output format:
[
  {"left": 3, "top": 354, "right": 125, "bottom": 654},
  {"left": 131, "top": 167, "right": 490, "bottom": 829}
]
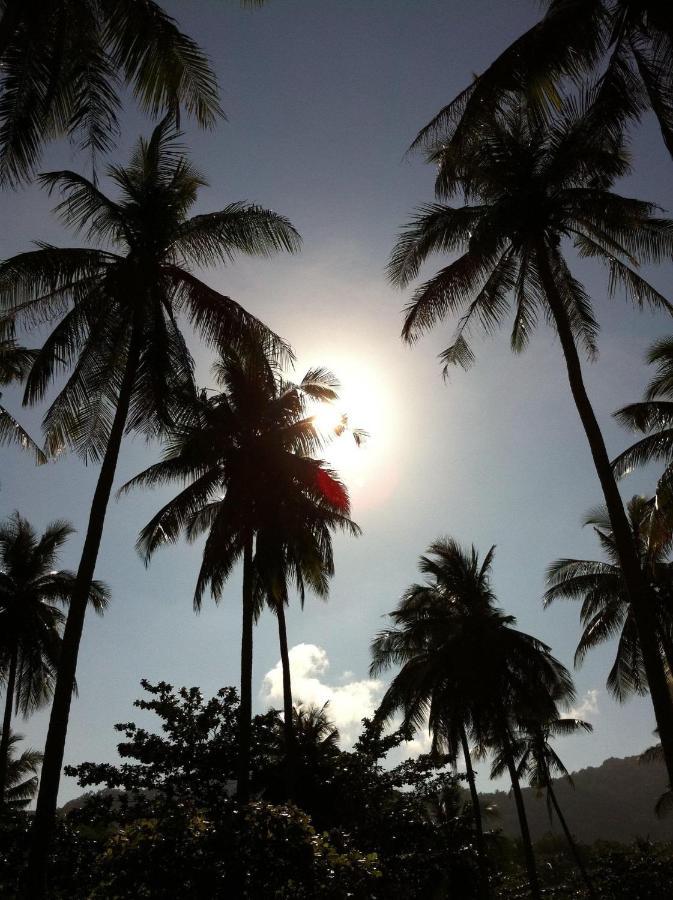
[{"left": 478, "top": 752, "right": 672, "bottom": 843}]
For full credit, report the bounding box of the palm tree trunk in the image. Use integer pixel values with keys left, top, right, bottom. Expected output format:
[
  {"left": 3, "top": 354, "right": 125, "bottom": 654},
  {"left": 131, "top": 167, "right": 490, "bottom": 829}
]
[
  {"left": 535, "top": 242, "right": 673, "bottom": 786},
  {"left": 23, "top": 328, "right": 142, "bottom": 899},
  {"left": 276, "top": 600, "right": 296, "bottom": 800},
  {"left": 546, "top": 781, "right": 596, "bottom": 899},
  {"left": 661, "top": 635, "right": 673, "bottom": 684},
  {"left": 237, "top": 533, "right": 255, "bottom": 803},
  {"left": 0, "top": 647, "right": 17, "bottom": 806},
  {"left": 460, "top": 728, "right": 489, "bottom": 899},
  {"left": 502, "top": 730, "right": 540, "bottom": 899}
]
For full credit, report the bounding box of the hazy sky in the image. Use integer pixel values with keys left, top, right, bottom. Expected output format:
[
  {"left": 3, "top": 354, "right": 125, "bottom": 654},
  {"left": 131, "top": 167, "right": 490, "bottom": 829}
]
[{"left": 3, "top": 0, "right": 673, "bottom": 800}]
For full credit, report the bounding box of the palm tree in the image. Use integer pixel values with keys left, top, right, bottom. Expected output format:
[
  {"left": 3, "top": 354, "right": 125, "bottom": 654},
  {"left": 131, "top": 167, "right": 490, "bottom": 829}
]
[
  {"left": 493, "top": 711, "right": 596, "bottom": 898},
  {"left": 0, "top": 0, "right": 253, "bottom": 186},
  {"left": 410, "top": 1, "right": 673, "bottom": 164},
  {"left": 0, "top": 512, "right": 108, "bottom": 808},
  {"left": 253, "top": 411, "right": 365, "bottom": 798},
  {"left": 254, "top": 514, "right": 344, "bottom": 799},
  {"left": 292, "top": 701, "right": 341, "bottom": 761},
  {"left": 371, "top": 538, "right": 574, "bottom": 900},
  {"left": 545, "top": 497, "right": 673, "bottom": 701},
  {"left": 370, "top": 539, "right": 495, "bottom": 898},
  {"left": 0, "top": 732, "right": 41, "bottom": 810},
  {"left": 613, "top": 337, "right": 673, "bottom": 492},
  {"left": 388, "top": 90, "right": 673, "bottom": 784},
  {"left": 0, "top": 321, "right": 44, "bottom": 464},
  {"left": 122, "top": 351, "right": 358, "bottom": 803},
  {"left": 0, "top": 119, "right": 299, "bottom": 894}
]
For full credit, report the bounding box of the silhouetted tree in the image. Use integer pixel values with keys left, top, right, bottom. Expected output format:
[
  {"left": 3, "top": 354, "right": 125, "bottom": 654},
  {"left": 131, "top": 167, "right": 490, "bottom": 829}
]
[
  {"left": 252, "top": 398, "right": 364, "bottom": 798},
  {"left": 493, "top": 710, "right": 596, "bottom": 897},
  {"left": 545, "top": 497, "right": 673, "bottom": 699},
  {"left": 62, "top": 681, "right": 475, "bottom": 899},
  {"left": 613, "top": 338, "right": 673, "bottom": 494},
  {"left": 0, "top": 118, "right": 299, "bottom": 895},
  {"left": 411, "top": 1, "right": 673, "bottom": 164},
  {"left": 124, "top": 351, "right": 357, "bottom": 802},
  {"left": 0, "top": 321, "right": 44, "bottom": 464},
  {"left": 371, "top": 538, "right": 575, "bottom": 900},
  {"left": 389, "top": 90, "right": 673, "bottom": 785},
  {"left": 0, "top": 513, "right": 107, "bottom": 808},
  {"left": 0, "top": 732, "right": 41, "bottom": 810},
  {"left": 0, "top": 0, "right": 237, "bottom": 185}
]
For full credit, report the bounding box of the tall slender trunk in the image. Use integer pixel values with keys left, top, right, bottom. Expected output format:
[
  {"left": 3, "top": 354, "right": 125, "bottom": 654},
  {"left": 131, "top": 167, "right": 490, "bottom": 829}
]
[
  {"left": 546, "top": 781, "right": 597, "bottom": 899},
  {"left": 0, "top": 648, "right": 17, "bottom": 806},
  {"left": 23, "top": 328, "right": 141, "bottom": 899},
  {"left": 536, "top": 242, "right": 673, "bottom": 786},
  {"left": 460, "top": 728, "right": 489, "bottom": 899},
  {"left": 502, "top": 730, "right": 540, "bottom": 899},
  {"left": 237, "top": 534, "right": 255, "bottom": 803},
  {"left": 276, "top": 600, "right": 296, "bottom": 801},
  {"left": 662, "top": 634, "right": 673, "bottom": 683}
]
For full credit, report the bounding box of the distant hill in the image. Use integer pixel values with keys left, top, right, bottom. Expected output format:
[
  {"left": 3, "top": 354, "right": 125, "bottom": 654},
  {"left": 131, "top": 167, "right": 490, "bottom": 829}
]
[{"left": 480, "top": 754, "right": 673, "bottom": 844}]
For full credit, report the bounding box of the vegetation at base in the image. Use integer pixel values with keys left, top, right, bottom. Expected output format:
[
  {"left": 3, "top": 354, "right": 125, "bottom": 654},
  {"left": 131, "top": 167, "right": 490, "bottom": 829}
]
[{"left": 0, "top": 679, "right": 479, "bottom": 898}]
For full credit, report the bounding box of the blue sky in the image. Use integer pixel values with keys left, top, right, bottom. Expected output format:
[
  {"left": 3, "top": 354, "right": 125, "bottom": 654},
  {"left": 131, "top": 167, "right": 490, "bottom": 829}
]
[{"left": 2, "top": 0, "right": 673, "bottom": 799}]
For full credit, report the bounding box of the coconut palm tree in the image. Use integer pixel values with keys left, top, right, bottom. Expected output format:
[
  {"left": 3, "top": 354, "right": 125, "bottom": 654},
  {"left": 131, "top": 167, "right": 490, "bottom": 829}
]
[
  {"left": 389, "top": 89, "right": 673, "bottom": 784},
  {"left": 545, "top": 497, "right": 673, "bottom": 700},
  {"left": 0, "top": 0, "right": 262, "bottom": 186},
  {"left": 0, "top": 732, "right": 41, "bottom": 810},
  {"left": 253, "top": 413, "right": 365, "bottom": 798},
  {"left": 292, "top": 701, "right": 341, "bottom": 761},
  {"left": 0, "top": 512, "right": 108, "bottom": 808},
  {"left": 122, "top": 350, "right": 358, "bottom": 803},
  {"left": 253, "top": 511, "right": 345, "bottom": 799},
  {"left": 411, "top": 1, "right": 673, "bottom": 165},
  {"left": 0, "top": 322, "right": 44, "bottom": 464},
  {"left": 371, "top": 538, "right": 574, "bottom": 900},
  {"left": 0, "top": 119, "right": 299, "bottom": 894},
  {"left": 370, "top": 539, "right": 496, "bottom": 898},
  {"left": 492, "top": 711, "right": 596, "bottom": 898},
  {"left": 613, "top": 338, "right": 673, "bottom": 491}
]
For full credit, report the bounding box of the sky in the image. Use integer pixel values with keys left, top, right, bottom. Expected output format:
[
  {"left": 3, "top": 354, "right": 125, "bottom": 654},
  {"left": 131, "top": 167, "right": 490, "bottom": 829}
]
[{"left": 2, "top": 0, "right": 673, "bottom": 801}]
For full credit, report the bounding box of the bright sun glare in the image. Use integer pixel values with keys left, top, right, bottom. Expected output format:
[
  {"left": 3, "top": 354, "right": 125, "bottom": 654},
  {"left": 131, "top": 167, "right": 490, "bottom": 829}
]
[{"left": 303, "top": 355, "right": 398, "bottom": 506}]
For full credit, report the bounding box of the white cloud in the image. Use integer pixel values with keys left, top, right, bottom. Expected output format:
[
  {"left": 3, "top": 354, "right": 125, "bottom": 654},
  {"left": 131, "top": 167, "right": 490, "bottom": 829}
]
[
  {"left": 569, "top": 688, "right": 599, "bottom": 722},
  {"left": 259, "top": 643, "right": 384, "bottom": 745},
  {"left": 391, "top": 728, "right": 433, "bottom": 762}
]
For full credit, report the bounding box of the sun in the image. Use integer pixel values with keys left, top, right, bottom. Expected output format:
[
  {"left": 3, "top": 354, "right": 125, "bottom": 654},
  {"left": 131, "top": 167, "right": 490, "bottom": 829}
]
[
  {"left": 299, "top": 354, "right": 399, "bottom": 507},
  {"left": 311, "top": 402, "right": 347, "bottom": 440}
]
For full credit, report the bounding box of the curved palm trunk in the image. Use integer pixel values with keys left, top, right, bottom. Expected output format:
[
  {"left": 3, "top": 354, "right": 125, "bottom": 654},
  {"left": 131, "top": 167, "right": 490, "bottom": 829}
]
[
  {"left": 276, "top": 600, "right": 296, "bottom": 800},
  {"left": 23, "top": 329, "right": 141, "bottom": 899},
  {"left": 0, "top": 647, "right": 17, "bottom": 806},
  {"left": 536, "top": 242, "right": 673, "bottom": 786},
  {"left": 237, "top": 534, "right": 255, "bottom": 803},
  {"left": 546, "top": 781, "right": 596, "bottom": 899},
  {"left": 502, "top": 730, "right": 540, "bottom": 899},
  {"left": 662, "top": 637, "right": 673, "bottom": 685},
  {"left": 460, "top": 728, "right": 489, "bottom": 899}
]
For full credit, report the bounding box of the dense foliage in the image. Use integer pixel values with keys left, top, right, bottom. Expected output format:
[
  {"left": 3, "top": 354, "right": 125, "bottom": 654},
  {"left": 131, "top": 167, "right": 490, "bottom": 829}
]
[{"left": 0, "top": 680, "right": 480, "bottom": 898}]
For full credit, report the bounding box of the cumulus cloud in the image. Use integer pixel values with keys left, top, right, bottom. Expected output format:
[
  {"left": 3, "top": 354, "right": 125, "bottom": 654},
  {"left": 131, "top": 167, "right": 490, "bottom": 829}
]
[
  {"left": 569, "top": 688, "right": 599, "bottom": 722},
  {"left": 259, "top": 643, "right": 384, "bottom": 745}
]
